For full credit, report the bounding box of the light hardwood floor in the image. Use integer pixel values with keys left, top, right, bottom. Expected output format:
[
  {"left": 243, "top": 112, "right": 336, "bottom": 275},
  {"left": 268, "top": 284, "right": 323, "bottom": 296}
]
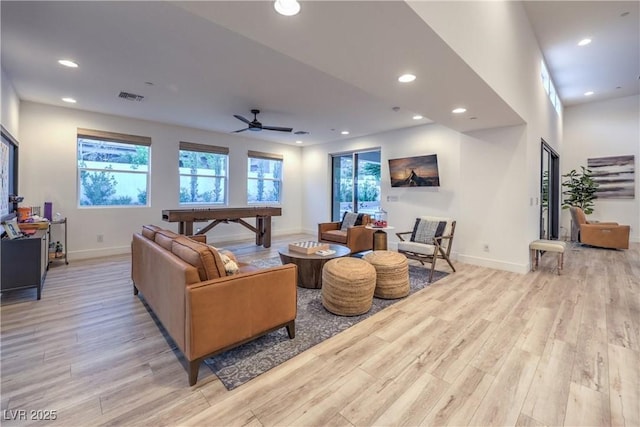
[{"left": 1, "top": 234, "right": 638, "bottom": 426}]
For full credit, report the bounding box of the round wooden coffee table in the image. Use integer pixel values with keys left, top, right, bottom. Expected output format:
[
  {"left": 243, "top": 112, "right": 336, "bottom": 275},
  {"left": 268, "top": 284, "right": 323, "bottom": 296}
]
[{"left": 278, "top": 244, "right": 351, "bottom": 288}]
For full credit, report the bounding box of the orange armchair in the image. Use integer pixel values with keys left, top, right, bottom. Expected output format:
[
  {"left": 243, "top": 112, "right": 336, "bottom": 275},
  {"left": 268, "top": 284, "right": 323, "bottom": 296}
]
[
  {"left": 570, "top": 207, "right": 630, "bottom": 249},
  {"left": 318, "top": 213, "right": 374, "bottom": 254}
]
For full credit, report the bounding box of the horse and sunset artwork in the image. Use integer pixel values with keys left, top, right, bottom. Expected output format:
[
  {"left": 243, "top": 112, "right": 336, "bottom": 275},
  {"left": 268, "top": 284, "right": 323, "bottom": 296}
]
[{"left": 388, "top": 154, "right": 440, "bottom": 187}]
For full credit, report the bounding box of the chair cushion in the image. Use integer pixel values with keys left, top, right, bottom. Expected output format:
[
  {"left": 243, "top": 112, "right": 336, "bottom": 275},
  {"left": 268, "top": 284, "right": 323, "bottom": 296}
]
[
  {"left": 340, "top": 212, "right": 366, "bottom": 231},
  {"left": 410, "top": 218, "right": 447, "bottom": 244},
  {"left": 398, "top": 241, "right": 436, "bottom": 256},
  {"left": 321, "top": 229, "right": 348, "bottom": 244},
  {"left": 171, "top": 236, "right": 226, "bottom": 281}
]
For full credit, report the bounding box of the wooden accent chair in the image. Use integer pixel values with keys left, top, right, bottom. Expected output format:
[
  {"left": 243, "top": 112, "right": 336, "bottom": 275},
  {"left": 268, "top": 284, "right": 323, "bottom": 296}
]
[
  {"left": 318, "top": 212, "right": 375, "bottom": 254},
  {"left": 396, "top": 216, "right": 456, "bottom": 282},
  {"left": 569, "top": 207, "right": 630, "bottom": 249}
]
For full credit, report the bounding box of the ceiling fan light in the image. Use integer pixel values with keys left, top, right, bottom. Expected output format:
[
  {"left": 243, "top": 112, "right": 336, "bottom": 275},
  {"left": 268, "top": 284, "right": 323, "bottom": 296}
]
[{"left": 274, "top": 0, "right": 300, "bottom": 16}]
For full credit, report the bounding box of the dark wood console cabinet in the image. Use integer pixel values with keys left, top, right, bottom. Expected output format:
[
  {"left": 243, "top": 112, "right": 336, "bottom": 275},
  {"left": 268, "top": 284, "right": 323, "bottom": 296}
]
[{"left": 1, "top": 230, "right": 48, "bottom": 299}]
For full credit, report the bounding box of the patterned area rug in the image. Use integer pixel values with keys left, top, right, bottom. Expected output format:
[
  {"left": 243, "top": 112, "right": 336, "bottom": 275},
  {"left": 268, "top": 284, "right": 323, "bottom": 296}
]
[{"left": 204, "top": 257, "right": 447, "bottom": 390}]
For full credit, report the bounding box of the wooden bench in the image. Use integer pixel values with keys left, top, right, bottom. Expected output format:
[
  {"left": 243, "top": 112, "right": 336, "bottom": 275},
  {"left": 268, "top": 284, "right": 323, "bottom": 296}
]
[{"left": 529, "top": 239, "right": 567, "bottom": 275}]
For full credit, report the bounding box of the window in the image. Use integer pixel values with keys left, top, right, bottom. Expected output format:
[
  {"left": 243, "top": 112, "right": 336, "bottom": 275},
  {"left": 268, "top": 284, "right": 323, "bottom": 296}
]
[
  {"left": 247, "top": 151, "right": 283, "bottom": 204},
  {"left": 541, "top": 60, "right": 562, "bottom": 115},
  {"left": 179, "top": 141, "right": 228, "bottom": 205},
  {"left": 77, "top": 128, "right": 150, "bottom": 207}
]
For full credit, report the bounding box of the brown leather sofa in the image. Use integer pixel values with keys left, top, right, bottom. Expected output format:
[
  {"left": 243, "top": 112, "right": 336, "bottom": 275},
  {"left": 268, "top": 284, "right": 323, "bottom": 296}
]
[
  {"left": 131, "top": 225, "right": 297, "bottom": 385},
  {"left": 318, "top": 213, "right": 375, "bottom": 254},
  {"left": 570, "top": 207, "right": 630, "bottom": 249}
]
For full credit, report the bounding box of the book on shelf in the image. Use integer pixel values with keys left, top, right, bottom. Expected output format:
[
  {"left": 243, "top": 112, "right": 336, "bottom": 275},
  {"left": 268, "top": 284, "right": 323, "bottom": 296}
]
[{"left": 288, "top": 241, "right": 330, "bottom": 254}]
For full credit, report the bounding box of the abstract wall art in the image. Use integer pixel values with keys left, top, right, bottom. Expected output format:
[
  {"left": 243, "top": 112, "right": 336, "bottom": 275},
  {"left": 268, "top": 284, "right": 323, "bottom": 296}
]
[{"left": 587, "top": 155, "right": 635, "bottom": 199}]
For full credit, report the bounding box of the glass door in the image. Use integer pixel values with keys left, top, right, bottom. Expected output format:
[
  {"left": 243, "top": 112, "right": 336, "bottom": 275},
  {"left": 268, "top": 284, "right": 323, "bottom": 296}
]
[
  {"left": 540, "top": 139, "right": 560, "bottom": 239},
  {"left": 331, "top": 150, "right": 381, "bottom": 221}
]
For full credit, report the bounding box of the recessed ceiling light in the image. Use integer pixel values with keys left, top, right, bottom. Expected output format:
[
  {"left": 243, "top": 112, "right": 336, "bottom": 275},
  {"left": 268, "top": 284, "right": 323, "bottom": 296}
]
[
  {"left": 452, "top": 107, "right": 467, "bottom": 114},
  {"left": 398, "top": 74, "right": 416, "bottom": 83},
  {"left": 58, "top": 59, "right": 78, "bottom": 68},
  {"left": 584, "top": 91, "right": 594, "bottom": 96},
  {"left": 341, "top": 131, "right": 350, "bottom": 135},
  {"left": 295, "top": 140, "right": 303, "bottom": 144},
  {"left": 413, "top": 115, "right": 424, "bottom": 120},
  {"left": 578, "top": 38, "right": 592, "bottom": 46},
  {"left": 62, "top": 97, "right": 77, "bottom": 103},
  {"left": 274, "top": 0, "right": 300, "bottom": 16}
]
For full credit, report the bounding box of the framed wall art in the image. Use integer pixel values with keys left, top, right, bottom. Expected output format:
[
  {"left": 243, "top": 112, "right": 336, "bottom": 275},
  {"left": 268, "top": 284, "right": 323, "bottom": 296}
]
[
  {"left": 388, "top": 154, "right": 440, "bottom": 188},
  {"left": 587, "top": 155, "right": 635, "bottom": 199}
]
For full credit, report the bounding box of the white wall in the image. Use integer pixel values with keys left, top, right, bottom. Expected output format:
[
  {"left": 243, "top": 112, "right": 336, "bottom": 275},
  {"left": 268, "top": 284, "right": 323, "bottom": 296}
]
[
  {"left": 302, "top": 121, "right": 534, "bottom": 273},
  {"left": 563, "top": 95, "right": 640, "bottom": 242},
  {"left": 19, "top": 102, "right": 303, "bottom": 259},
  {"left": 302, "top": 123, "right": 462, "bottom": 236},
  {"left": 1, "top": 67, "right": 20, "bottom": 137}
]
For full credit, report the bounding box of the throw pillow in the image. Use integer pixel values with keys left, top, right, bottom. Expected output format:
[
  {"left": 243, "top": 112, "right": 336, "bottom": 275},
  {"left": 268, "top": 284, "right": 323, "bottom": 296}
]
[
  {"left": 210, "top": 247, "right": 240, "bottom": 275},
  {"left": 219, "top": 253, "right": 239, "bottom": 275},
  {"left": 410, "top": 219, "right": 447, "bottom": 244},
  {"left": 340, "top": 212, "right": 365, "bottom": 231}
]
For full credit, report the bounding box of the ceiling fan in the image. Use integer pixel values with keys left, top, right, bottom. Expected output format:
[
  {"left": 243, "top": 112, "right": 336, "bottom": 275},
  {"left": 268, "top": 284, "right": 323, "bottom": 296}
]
[{"left": 232, "top": 109, "right": 293, "bottom": 133}]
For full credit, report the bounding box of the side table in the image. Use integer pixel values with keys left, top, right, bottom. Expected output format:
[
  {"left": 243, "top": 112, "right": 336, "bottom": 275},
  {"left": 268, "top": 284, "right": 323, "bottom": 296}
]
[
  {"left": 366, "top": 225, "right": 395, "bottom": 250},
  {"left": 48, "top": 218, "right": 69, "bottom": 266}
]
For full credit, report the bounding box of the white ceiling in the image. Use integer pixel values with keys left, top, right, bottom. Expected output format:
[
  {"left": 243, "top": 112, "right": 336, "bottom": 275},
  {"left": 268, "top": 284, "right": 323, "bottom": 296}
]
[{"left": 1, "top": 1, "right": 638, "bottom": 146}]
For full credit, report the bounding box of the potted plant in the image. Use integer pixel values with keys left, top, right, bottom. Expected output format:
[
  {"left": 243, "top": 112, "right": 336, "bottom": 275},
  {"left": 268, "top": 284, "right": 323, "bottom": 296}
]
[{"left": 562, "top": 165, "right": 598, "bottom": 241}]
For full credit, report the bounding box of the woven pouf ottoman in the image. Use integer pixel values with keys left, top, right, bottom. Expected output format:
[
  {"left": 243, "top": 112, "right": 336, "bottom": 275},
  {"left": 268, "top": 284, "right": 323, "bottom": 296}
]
[
  {"left": 363, "top": 250, "right": 410, "bottom": 299},
  {"left": 322, "top": 257, "right": 377, "bottom": 316}
]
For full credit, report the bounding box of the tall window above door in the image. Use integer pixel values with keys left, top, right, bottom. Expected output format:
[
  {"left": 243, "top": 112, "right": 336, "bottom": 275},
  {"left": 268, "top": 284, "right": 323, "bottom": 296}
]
[
  {"left": 179, "top": 141, "right": 229, "bottom": 205},
  {"left": 77, "top": 128, "right": 151, "bottom": 207},
  {"left": 331, "top": 149, "right": 381, "bottom": 221},
  {"left": 247, "top": 151, "right": 283, "bottom": 204}
]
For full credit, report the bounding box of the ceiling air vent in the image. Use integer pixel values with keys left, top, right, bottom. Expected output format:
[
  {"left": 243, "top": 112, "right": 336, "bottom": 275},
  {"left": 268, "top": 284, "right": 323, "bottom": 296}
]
[{"left": 118, "top": 91, "right": 144, "bottom": 102}]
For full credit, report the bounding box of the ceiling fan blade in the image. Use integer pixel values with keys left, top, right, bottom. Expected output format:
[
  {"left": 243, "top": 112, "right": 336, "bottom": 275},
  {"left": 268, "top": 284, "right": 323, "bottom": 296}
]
[
  {"left": 232, "top": 127, "right": 249, "bottom": 133},
  {"left": 233, "top": 115, "right": 251, "bottom": 125},
  {"left": 262, "top": 125, "right": 293, "bottom": 132}
]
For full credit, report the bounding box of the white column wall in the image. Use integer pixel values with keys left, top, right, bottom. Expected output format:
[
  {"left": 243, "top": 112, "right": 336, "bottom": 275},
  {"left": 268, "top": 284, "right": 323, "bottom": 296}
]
[
  {"left": 18, "top": 101, "right": 303, "bottom": 259},
  {"left": 563, "top": 95, "right": 640, "bottom": 242},
  {"left": 402, "top": 1, "right": 562, "bottom": 271}
]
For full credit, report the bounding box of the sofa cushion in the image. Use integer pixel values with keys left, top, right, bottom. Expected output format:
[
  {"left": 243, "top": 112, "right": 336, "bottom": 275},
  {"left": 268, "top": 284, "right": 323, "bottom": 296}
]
[
  {"left": 171, "top": 236, "right": 226, "bottom": 281},
  {"left": 155, "top": 229, "right": 180, "bottom": 250},
  {"left": 410, "top": 219, "right": 446, "bottom": 244},
  {"left": 340, "top": 212, "right": 366, "bottom": 231},
  {"left": 321, "top": 229, "right": 348, "bottom": 244},
  {"left": 141, "top": 224, "right": 162, "bottom": 240}
]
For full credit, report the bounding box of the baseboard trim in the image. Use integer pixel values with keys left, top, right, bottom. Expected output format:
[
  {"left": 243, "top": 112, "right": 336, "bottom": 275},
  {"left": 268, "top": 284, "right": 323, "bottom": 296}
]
[
  {"left": 455, "top": 254, "right": 529, "bottom": 275},
  {"left": 69, "top": 228, "right": 306, "bottom": 261},
  {"left": 70, "top": 246, "right": 131, "bottom": 261}
]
